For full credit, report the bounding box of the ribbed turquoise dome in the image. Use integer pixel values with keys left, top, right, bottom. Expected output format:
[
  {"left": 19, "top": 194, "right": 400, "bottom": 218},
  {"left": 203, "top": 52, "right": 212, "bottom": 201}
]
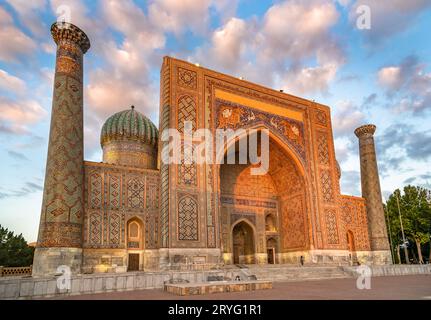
[{"left": 101, "top": 106, "right": 158, "bottom": 147}]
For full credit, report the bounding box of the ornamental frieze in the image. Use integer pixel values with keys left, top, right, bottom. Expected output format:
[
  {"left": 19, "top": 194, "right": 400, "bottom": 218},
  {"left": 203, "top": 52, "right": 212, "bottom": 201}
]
[
  {"left": 231, "top": 212, "right": 256, "bottom": 226},
  {"left": 215, "top": 99, "right": 306, "bottom": 162},
  {"left": 221, "top": 195, "right": 277, "bottom": 209}
]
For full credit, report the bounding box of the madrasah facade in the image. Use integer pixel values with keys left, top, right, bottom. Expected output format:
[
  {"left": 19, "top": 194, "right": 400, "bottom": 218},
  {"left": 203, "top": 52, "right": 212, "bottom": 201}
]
[{"left": 32, "top": 22, "right": 391, "bottom": 276}]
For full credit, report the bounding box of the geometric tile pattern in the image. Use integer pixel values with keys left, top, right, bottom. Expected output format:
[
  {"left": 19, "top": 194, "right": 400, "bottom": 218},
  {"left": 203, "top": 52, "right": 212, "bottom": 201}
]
[
  {"left": 325, "top": 210, "right": 339, "bottom": 244},
  {"left": 179, "top": 146, "right": 197, "bottom": 186},
  {"left": 340, "top": 196, "right": 371, "bottom": 251},
  {"left": 83, "top": 164, "right": 160, "bottom": 250},
  {"left": 145, "top": 215, "right": 158, "bottom": 249},
  {"left": 356, "top": 126, "right": 390, "bottom": 251},
  {"left": 159, "top": 57, "right": 171, "bottom": 249},
  {"left": 317, "top": 132, "right": 330, "bottom": 165},
  {"left": 341, "top": 203, "right": 354, "bottom": 225},
  {"left": 37, "top": 35, "right": 86, "bottom": 248},
  {"left": 90, "top": 213, "right": 102, "bottom": 245},
  {"left": 160, "top": 100, "right": 171, "bottom": 248},
  {"left": 146, "top": 183, "right": 159, "bottom": 210},
  {"left": 109, "top": 175, "right": 121, "bottom": 209},
  {"left": 320, "top": 170, "right": 334, "bottom": 202},
  {"left": 178, "top": 195, "right": 199, "bottom": 241},
  {"left": 315, "top": 109, "right": 327, "bottom": 126},
  {"left": 177, "top": 67, "right": 197, "bottom": 90},
  {"left": 109, "top": 213, "right": 121, "bottom": 246},
  {"left": 178, "top": 95, "right": 197, "bottom": 133},
  {"left": 90, "top": 173, "right": 102, "bottom": 209},
  {"left": 127, "top": 178, "right": 145, "bottom": 209},
  {"left": 281, "top": 195, "right": 306, "bottom": 249}
]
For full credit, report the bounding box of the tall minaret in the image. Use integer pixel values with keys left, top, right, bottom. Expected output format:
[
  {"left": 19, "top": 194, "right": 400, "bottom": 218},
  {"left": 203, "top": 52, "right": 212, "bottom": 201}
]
[
  {"left": 32, "top": 22, "right": 90, "bottom": 276},
  {"left": 355, "top": 124, "right": 391, "bottom": 264}
]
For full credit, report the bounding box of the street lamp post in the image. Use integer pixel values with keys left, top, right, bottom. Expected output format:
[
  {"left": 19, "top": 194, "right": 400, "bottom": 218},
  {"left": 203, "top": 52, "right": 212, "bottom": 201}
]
[
  {"left": 396, "top": 192, "right": 410, "bottom": 264},
  {"left": 383, "top": 201, "right": 395, "bottom": 264}
]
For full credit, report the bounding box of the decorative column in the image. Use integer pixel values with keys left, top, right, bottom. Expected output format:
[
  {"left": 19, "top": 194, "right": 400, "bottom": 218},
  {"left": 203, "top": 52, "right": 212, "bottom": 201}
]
[
  {"left": 355, "top": 124, "right": 391, "bottom": 264},
  {"left": 32, "top": 22, "right": 90, "bottom": 276}
]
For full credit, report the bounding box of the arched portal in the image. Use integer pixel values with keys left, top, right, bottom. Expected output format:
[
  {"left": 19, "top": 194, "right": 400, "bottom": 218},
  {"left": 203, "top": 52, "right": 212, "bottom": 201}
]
[
  {"left": 347, "top": 230, "right": 355, "bottom": 252},
  {"left": 126, "top": 217, "right": 144, "bottom": 271},
  {"left": 218, "top": 129, "right": 309, "bottom": 264},
  {"left": 232, "top": 220, "right": 255, "bottom": 264},
  {"left": 346, "top": 230, "right": 358, "bottom": 265}
]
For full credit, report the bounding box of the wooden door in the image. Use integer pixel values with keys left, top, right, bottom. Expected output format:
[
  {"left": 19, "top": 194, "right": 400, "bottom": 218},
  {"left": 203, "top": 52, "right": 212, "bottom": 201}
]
[
  {"left": 267, "top": 248, "right": 275, "bottom": 264},
  {"left": 233, "top": 245, "right": 243, "bottom": 264},
  {"left": 128, "top": 253, "right": 140, "bottom": 271}
]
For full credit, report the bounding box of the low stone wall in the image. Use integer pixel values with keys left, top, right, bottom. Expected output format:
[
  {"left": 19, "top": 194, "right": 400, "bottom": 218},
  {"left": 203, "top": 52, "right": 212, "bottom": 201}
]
[
  {"left": 0, "top": 269, "right": 245, "bottom": 300},
  {"left": 0, "top": 266, "right": 32, "bottom": 277},
  {"left": 342, "top": 264, "right": 431, "bottom": 277}
]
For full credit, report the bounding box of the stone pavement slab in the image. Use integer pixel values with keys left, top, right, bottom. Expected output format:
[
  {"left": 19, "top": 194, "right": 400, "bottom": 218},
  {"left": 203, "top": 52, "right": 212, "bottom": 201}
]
[{"left": 56, "top": 275, "right": 431, "bottom": 300}]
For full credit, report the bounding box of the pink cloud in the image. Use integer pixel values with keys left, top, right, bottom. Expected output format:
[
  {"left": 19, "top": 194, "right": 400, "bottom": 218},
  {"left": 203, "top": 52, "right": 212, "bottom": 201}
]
[
  {"left": 332, "top": 100, "right": 366, "bottom": 136},
  {"left": 0, "top": 7, "right": 37, "bottom": 62},
  {"left": 0, "top": 69, "right": 26, "bottom": 94},
  {"left": 194, "top": 0, "right": 344, "bottom": 95},
  {"left": 0, "top": 98, "right": 47, "bottom": 125},
  {"left": 148, "top": 0, "right": 212, "bottom": 36},
  {"left": 5, "top": 0, "right": 48, "bottom": 37}
]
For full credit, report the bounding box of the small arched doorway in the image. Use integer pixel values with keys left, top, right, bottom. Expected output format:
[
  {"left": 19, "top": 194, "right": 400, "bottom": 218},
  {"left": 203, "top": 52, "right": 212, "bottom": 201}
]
[
  {"left": 266, "top": 237, "right": 278, "bottom": 264},
  {"left": 232, "top": 221, "right": 255, "bottom": 264},
  {"left": 127, "top": 218, "right": 143, "bottom": 271},
  {"left": 346, "top": 230, "right": 357, "bottom": 265}
]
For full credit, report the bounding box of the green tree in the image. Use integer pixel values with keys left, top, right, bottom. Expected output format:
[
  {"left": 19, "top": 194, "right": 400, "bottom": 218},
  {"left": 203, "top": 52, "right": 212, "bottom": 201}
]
[
  {"left": 401, "top": 186, "right": 431, "bottom": 263},
  {"left": 385, "top": 186, "right": 431, "bottom": 264},
  {"left": 0, "top": 225, "right": 34, "bottom": 267},
  {"left": 385, "top": 190, "right": 404, "bottom": 263}
]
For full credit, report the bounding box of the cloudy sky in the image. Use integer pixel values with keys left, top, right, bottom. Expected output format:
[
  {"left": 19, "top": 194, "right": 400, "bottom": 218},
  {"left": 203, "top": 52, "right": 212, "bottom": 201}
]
[{"left": 0, "top": 0, "right": 430, "bottom": 242}]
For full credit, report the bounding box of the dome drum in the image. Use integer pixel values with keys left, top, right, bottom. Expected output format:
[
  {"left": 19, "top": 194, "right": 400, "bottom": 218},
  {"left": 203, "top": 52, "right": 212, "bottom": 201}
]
[{"left": 103, "top": 140, "right": 157, "bottom": 169}]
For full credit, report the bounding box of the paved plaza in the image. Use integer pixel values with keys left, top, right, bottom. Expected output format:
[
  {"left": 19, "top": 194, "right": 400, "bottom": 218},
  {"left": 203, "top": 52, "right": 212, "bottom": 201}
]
[{"left": 58, "top": 275, "right": 431, "bottom": 300}]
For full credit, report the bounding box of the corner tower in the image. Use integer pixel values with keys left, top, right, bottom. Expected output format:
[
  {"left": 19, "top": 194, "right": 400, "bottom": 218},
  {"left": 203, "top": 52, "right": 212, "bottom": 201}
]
[
  {"left": 355, "top": 124, "right": 391, "bottom": 264},
  {"left": 33, "top": 22, "right": 90, "bottom": 276}
]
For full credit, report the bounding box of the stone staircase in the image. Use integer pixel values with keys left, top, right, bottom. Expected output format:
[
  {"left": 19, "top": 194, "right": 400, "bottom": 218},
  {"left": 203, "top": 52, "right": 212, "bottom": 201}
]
[{"left": 234, "top": 264, "right": 352, "bottom": 282}]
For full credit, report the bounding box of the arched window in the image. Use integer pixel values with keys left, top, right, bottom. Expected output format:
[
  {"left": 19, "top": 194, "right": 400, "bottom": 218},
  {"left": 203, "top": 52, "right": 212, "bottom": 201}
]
[
  {"left": 265, "top": 214, "right": 276, "bottom": 232},
  {"left": 129, "top": 222, "right": 139, "bottom": 238},
  {"left": 127, "top": 220, "right": 141, "bottom": 249}
]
